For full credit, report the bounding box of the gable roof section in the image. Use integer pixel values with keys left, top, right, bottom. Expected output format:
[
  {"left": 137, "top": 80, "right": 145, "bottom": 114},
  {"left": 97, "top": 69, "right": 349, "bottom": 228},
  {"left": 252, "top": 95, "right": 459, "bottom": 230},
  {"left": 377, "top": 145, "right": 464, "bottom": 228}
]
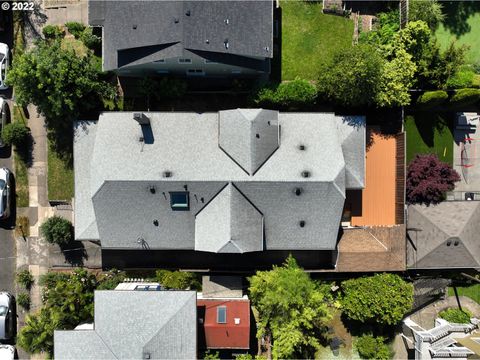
[
  {"left": 407, "top": 202, "right": 480, "bottom": 269},
  {"left": 54, "top": 290, "right": 197, "bottom": 360},
  {"left": 195, "top": 183, "right": 264, "bottom": 253},
  {"left": 88, "top": 0, "right": 273, "bottom": 71}
]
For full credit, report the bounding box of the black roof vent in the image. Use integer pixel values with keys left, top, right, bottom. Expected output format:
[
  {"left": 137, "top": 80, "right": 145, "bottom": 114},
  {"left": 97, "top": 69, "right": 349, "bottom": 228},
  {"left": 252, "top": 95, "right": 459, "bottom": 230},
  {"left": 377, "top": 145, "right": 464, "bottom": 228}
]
[
  {"left": 256, "top": 133, "right": 260, "bottom": 139},
  {"left": 294, "top": 188, "right": 302, "bottom": 196},
  {"left": 299, "top": 144, "right": 306, "bottom": 151},
  {"left": 224, "top": 39, "right": 229, "bottom": 49},
  {"left": 205, "top": 39, "right": 209, "bottom": 44},
  {"left": 299, "top": 220, "right": 306, "bottom": 228},
  {"left": 454, "top": 240, "right": 460, "bottom": 246},
  {"left": 446, "top": 240, "right": 452, "bottom": 246},
  {"left": 301, "top": 170, "right": 310, "bottom": 178},
  {"left": 163, "top": 171, "right": 172, "bottom": 178},
  {"left": 224, "top": 18, "right": 230, "bottom": 24},
  {"left": 132, "top": 24, "right": 137, "bottom": 30},
  {"left": 134, "top": 113, "right": 150, "bottom": 125},
  {"left": 174, "top": 18, "right": 179, "bottom": 24},
  {"left": 153, "top": 220, "right": 159, "bottom": 227},
  {"left": 149, "top": 186, "right": 156, "bottom": 194},
  {"left": 185, "top": 10, "right": 191, "bottom": 16}
]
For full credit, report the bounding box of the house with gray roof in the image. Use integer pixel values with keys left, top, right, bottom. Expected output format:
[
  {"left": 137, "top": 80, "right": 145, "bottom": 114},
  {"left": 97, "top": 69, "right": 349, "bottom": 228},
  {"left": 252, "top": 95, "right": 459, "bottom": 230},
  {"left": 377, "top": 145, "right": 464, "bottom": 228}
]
[
  {"left": 74, "top": 109, "right": 365, "bottom": 269},
  {"left": 88, "top": 0, "right": 273, "bottom": 77},
  {"left": 54, "top": 290, "right": 197, "bottom": 360},
  {"left": 407, "top": 201, "right": 480, "bottom": 269}
]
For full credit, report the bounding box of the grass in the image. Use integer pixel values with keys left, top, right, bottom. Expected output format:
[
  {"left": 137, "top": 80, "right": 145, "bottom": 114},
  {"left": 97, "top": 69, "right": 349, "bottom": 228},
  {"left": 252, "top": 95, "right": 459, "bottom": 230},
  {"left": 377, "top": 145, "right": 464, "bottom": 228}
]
[
  {"left": 47, "top": 142, "right": 74, "bottom": 201},
  {"left": 405, "top": 113, "right": 454, "bottom": 165},
  {"left": 15, "top": 215, "right": 30, "bottom": 238},
  {"left": 281, "top": 1, "right": 354, "bottom": 80},
  {"left": 448, "top": 284, "right": 480, "bottom": 304},
  {"left": 12, "top": 105, "right": 29, "bottom": 207},
  {"left": 435, "top": 2, "right": 480, "bottom": 65}
]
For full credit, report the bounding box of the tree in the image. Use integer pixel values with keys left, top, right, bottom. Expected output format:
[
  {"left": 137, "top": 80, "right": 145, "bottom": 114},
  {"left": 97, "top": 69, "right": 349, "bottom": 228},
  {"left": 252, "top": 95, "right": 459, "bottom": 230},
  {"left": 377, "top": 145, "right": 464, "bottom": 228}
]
[
  {"left": 406, "top": 154, "right": 460, "bottom": 205},
  {"left": 317, "top": 45, "right": 384, "bottom": 107},
  {"left": 1, "top": 121, "right": 30, "bottom": 147},
  {"left": 155, "top": 269, "right": 201, "bottom": 290},
  {"left": 341, "top": 273, "right": 413, "bottom": 326},
  {"left": 248, "top": 256, "right": 333, "bottom": 359},
  {"left": 355, "top": 335, "right": 392, "bottom": 360},
  {"left": 18, "top": 269, "right": 98, "bottom": 356},
  {"left": 6, "top": 38, "right": 115, "bottom": 156},
  {"left": 409, "top": 0, "right": 445, "bottom": 31},
  {"left": 253, "top": 79, "right": 317, "bottom": 109},
  {"left": 40, "top": 216, "right": 73, "bottom": 245}
]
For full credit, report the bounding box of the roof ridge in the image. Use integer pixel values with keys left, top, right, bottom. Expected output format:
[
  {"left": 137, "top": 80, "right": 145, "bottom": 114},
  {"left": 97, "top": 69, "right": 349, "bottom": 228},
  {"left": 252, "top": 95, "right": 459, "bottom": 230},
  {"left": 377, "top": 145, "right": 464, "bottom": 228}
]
[{"left": 94, "top": 330, "right": 119, "bottom": 359}]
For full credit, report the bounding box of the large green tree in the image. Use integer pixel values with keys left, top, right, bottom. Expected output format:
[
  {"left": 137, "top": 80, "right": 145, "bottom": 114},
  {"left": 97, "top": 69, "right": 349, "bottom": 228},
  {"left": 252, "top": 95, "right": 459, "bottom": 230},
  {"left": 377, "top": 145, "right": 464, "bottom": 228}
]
[
  {"left": 6, "top": 38, "right": 115, "bottom": 156},
  {"left": 248, "top": 256, "right": 333, "bottom": 359},
  {"left": 341, "top": 273, "right": 413, "bottom": 326},
  {"left": 409, "top": 0, "right": 445, "bottom": 31},
  {"left": 318, "top": 45, "right": 384, "bottom": 107}
]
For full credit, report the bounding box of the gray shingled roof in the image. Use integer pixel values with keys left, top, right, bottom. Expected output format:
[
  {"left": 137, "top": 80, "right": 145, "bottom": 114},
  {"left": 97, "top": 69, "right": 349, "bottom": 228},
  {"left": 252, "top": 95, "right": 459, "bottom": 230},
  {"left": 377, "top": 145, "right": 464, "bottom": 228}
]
[
  {"left": 407, "top": 202, "right": 480, "bottom": 269},
  {"left": 54, "top": 290, "right": 196, "bottom": 360},
  {"left": 89, "top": 0, "right": 273, "bottom": 71},
  {"left": 74, "top": 110, "right": 366, "bottom": 252}
]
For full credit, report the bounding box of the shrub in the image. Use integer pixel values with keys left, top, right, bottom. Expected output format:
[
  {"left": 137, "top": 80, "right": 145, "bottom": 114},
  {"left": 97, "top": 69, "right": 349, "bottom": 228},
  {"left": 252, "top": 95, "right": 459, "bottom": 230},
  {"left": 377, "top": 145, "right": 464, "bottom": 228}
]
[
  {"left": 80, "top": 28, "right": 101, "bottom": 51},
  {"left": 447, "top": 67, "right": 475, "bottom": 89},
  {"left": 39, "top": 216, "right": 73, "bottom": 245},
  {"left": 155, "top": 269, "right": 201, "bottom": 290},
  {"left": 157, "top": 78, "right": 188, "bottom": 99},
  {"left": 416, "top": 90, "right": 448, "bottom": 109},
  {"left": 1, "top": 121, "right": 30, "bottom": 147},
  {"left": 254, "top": 79, "right": 317, "bottom": 109},
  {"left": 17, "top": 293, "right": 31, "bottom": 311},
  {"left": 356, "top": 335, "right": 392, "bottom": 360},
  {"left": 406, "top": 154, "right": 460, "bottom": 205},
  {"left": 449, "top": 88, "right": 480, "bottom": 108},
  {"left": 16, "top": 269, "right": 34, "bottom": 290},
  {"left": 439, "top": 308, "right": 472, "bottom": 324},
  {"left": 42, "top": 25, "right": 65, "bottom": 40},
  {"left": 65, "top": 22, "right": 86, "bottom": 39},
  {"left": 97, "top": 269, "right": 126, "bottom": 290}
]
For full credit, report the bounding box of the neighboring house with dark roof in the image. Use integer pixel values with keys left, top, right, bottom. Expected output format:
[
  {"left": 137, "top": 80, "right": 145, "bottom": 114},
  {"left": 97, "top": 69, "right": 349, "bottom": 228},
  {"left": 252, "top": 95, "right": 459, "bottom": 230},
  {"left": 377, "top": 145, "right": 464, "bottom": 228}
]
[
  {"left": 74, "top": 109, "right": 366, "bottom": 269},
  {"left": 407, "top": 201, "right": 480, "bottom": 270},
  {"left": 54, "top": 290, "right": 197, "bottom": 360},
  {"left": 88, "top": 0, "right": 273, "bottom": 77}
]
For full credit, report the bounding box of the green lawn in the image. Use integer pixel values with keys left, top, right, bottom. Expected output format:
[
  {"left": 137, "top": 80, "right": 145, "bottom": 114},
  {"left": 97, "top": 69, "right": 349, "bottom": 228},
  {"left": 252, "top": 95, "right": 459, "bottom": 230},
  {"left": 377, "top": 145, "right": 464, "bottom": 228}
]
[
  {"left": 405, "top": 113, "right": 454, "bottom": 165},
  {"left": 12, "top": 105, "right": 29, "bottom": 208},
  {"left": 281, "top": 1, "right": 354, "bottom": 80},
  {"left": 448, "top": 284, "right": 480, "bottom": 304},
  {"left": 47, "top": 142, "right": 74, "bottom": 201},
  {"left": 435, "top": 2, "right": 480, "bottom": 64}
]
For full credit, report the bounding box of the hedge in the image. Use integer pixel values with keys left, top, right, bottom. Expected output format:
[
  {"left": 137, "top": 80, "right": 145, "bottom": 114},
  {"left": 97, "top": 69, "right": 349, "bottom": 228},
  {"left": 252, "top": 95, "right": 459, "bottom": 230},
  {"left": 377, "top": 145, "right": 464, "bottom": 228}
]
[
  {"left": 416, "top": 90, "right": 448, "bottom": 109},
  {"left": 1, "top": 121, "right": 30, "bottom": 147},
  {"left": 449, "top": 88, "right": 480, "bottom": 109},
  {"left": 253, "top": 79, "right": 317, "bottom": 109},
  {"left": 439, "top": 308, "right": 472, "bottom": 324}
]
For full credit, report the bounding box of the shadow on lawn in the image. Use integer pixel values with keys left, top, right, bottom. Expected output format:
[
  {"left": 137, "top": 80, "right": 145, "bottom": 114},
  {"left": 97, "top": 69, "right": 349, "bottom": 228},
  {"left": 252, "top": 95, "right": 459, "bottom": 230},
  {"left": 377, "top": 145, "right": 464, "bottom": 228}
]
[
  {"left": 441, "top": 1, "right": 480, "bottom": 37},
  {"left": 412, "top": 112, "right": 454, "bottom": 148}
]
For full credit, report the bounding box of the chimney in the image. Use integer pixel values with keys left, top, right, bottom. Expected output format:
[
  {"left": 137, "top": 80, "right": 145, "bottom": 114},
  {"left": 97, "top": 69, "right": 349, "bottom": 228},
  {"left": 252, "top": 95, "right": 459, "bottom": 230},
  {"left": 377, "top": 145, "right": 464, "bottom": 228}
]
[{"left": 134, "top": 113, "right": 150, "bottom": 126}]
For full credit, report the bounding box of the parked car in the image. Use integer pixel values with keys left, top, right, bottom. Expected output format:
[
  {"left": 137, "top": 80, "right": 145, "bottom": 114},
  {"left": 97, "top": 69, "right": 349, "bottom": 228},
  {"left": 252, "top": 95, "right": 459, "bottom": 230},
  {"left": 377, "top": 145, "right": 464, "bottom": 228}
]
[
  {"left": 0, "top": 292, "right": 15, "bottom": 342},
  {"left": 0, "top": 43, "right": 9, "bottom": 90},
  {"left": 0, "top": 168, "right": 11, "bottom": 219},
  {"left": 0, "top": 345, "right": 15, "bottom": 360},
  {"left": 0, "top": 97, "right": 7, "bottom": 147}
]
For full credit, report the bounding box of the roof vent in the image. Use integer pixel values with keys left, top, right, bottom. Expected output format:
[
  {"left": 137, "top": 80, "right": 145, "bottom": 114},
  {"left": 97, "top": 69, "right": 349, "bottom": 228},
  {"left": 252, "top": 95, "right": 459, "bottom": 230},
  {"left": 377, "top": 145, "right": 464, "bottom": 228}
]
[
  {"left": 454, "top": 240, "right": 459, "bottom": 246},
  {"left": 224, "top": 18, "right": 229, "bottom": 25},
  {"left": 174, "top": 18, "right": 179, "bottom": 24},
  {"left": 265, "top": 46, "right": 269, "bottom": 52},
  {"left": 299, "top": 144, "right": 306, "bottom": 151},
  {"left": 256, "top": 133, "right": 260, "bottom": 139},
  {"left": 185, "top": 10, "right": 191, "bottom": 16},
  {"left": 163, "top": 171, "right": 172, "bottom": 178},
  {"left": 143, "top": 352, "right": 151, "bottom": 360},
  {"left": 294, "top": 188, "right": 302, "bottom": 196},
  {"left": 224, "top": 39, "right": 229, "bottom": 50},
  {"left": 299, "top": 220, "right": 306, "bottom": 228},
  {"left": 301, "top": 170, "right": 310, "bottom": 178},
  {"left": 446, "top": 240, "right": 452, "bottom": 246},
  {"left": 134, "top": 113, "right": 150, "bottom": 125},
  {"left": 234, "top": 318, "right": 240, "bottom": 325},
  {"left": 149, "top": 186, "right": 156, "bottom": 194},
  {"left": 205, "top": 39, "right": 209, "bottom": 44},
  {"left": 153, "top": 220, "right": 159, "bottom": 226},
  {"left": 132, "top": 24, "right": 137, "bottom": 30}
]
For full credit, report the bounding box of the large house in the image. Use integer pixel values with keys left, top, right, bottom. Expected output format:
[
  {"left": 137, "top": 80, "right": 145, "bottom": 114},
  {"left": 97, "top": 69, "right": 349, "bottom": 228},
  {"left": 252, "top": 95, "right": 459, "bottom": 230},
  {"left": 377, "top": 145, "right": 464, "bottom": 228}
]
[
  {"left": 88, "top": 0, "right": 274, "bottom": 77},
  {"left": 74, "top": 109, "right": 366, "bottom": 269}
]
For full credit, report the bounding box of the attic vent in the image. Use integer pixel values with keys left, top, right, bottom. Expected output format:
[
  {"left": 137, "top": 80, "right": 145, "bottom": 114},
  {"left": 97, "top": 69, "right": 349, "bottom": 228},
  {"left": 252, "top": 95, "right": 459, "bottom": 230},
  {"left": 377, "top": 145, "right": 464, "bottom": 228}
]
[
  {"left": 299, "top": 220, "right": 306, "bottom": 228},
  {"left": 224, "top": 39, "right": 229, "bottom": 49},
  {"left": 174, "top": 18, "right": 179, "bottom": 23},
  {"left": 185, "top": 10, "right": 191, "bottom": 16},
  {"left": 149, "top": 186, "right": 156, "bottom": 194},
  {"left": 132, "top": 24, "right": 137, "bottom": 30},
  {"left": 301, "top": 170, "right": 311, "bottom": 178},
  {"left": 299, "top": 144, "right": 306, "bottom": 151},
  {"left": 134, "top": 112, "right": 150, "bottom": 125},
  {"left": 163, "top": 171, "right": 172, "bottom": 178},
  {"left": 294, "top": 188, "right": 302, "bottom": 196},
  {"left": 224, "top": 18, "right": 229, "bottom": 24}
]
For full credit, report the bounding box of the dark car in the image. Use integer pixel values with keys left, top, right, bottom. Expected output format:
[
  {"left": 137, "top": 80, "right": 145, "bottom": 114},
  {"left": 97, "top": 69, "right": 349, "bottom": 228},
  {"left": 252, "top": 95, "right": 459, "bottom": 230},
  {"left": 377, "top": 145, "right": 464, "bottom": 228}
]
[{"left": 0, "top": 292, "right": 15, "bottom": 342}]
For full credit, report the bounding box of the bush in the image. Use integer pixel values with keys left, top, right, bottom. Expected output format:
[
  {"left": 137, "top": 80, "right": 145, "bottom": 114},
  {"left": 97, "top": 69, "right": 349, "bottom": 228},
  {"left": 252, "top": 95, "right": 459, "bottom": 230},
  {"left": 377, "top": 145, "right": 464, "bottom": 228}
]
[
  {"left": 42, "top": 25, "right": 65, "bottom": 40},
  {"left": 416, "top": 90, "right": 448, "bottom": 109},
  {"left": 97, "top": 269, "right": 126, "bottom": 290},
  {"left": 439, "top": 308, "right": 472, "bottom": 324},
  {"left": 155, "top": 269, "right": 201, "bottom": 290},
  {"left": 65, "top": 22, "right": 86, "bottom": 39},
  {"left": 39, "top": 216, "right": 73, "bottom": 245},
  {"left": 80, "top": 28, "right": 101, "bottom": 51},
  {"left": 1, "top": 121, "right": 30, "bottom": 147},
  {"left": 406, "top": 154, "right": 460, "bottom": 205},
  {"left": 447, "top": 67, "right": 475, "bottom": 89},
  {"left": 356, "top": 335, "right": 392, "bottom": 360},
  {"left": 254, "top": 79, "right": 317, "bottom": 109},
  {"left": 157, "top": 78, "right": 188, "bottom": 99},
  {"left": 17, "top": 293, "right": 31, "bottom": 311},
  {"left": 449, "top": 88, "right": 480, "bottom": 108},
  {"left": 16, "top": 269, "right": 34, "bottom": 290}
]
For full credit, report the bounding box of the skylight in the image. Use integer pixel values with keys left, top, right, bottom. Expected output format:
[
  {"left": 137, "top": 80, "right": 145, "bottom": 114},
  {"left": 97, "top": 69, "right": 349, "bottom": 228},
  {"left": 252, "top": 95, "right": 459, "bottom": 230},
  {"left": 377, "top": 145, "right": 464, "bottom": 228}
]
[
  {"left": 217, "top": 306, "right": 227, "bottom": 324},
  {"left": 170, "top": 192, "right": 190, "bottom": 211}
]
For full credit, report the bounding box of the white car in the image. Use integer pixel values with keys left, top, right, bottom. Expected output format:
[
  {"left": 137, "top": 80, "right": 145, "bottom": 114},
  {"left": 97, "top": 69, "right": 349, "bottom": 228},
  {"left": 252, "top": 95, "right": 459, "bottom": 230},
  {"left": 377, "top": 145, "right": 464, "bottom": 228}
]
[
  {"left": 0, "top": 97, "right": 7, "bottom": 147},
  {"left": 0, "top": 167, "right": 11, "bottom": 219},
  {"left": 0, "top": 345, "right": 14, "bottom": 360},
  {"left": 0, "top": 43, "right": 9, "bottom": 90}
]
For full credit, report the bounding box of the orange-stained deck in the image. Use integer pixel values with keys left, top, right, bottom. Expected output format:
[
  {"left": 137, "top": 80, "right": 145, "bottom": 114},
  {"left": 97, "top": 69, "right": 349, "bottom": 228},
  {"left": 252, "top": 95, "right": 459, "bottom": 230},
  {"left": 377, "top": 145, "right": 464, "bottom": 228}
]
[{"left": 350, "top": 130, "right": 399, "bottom": 226}]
